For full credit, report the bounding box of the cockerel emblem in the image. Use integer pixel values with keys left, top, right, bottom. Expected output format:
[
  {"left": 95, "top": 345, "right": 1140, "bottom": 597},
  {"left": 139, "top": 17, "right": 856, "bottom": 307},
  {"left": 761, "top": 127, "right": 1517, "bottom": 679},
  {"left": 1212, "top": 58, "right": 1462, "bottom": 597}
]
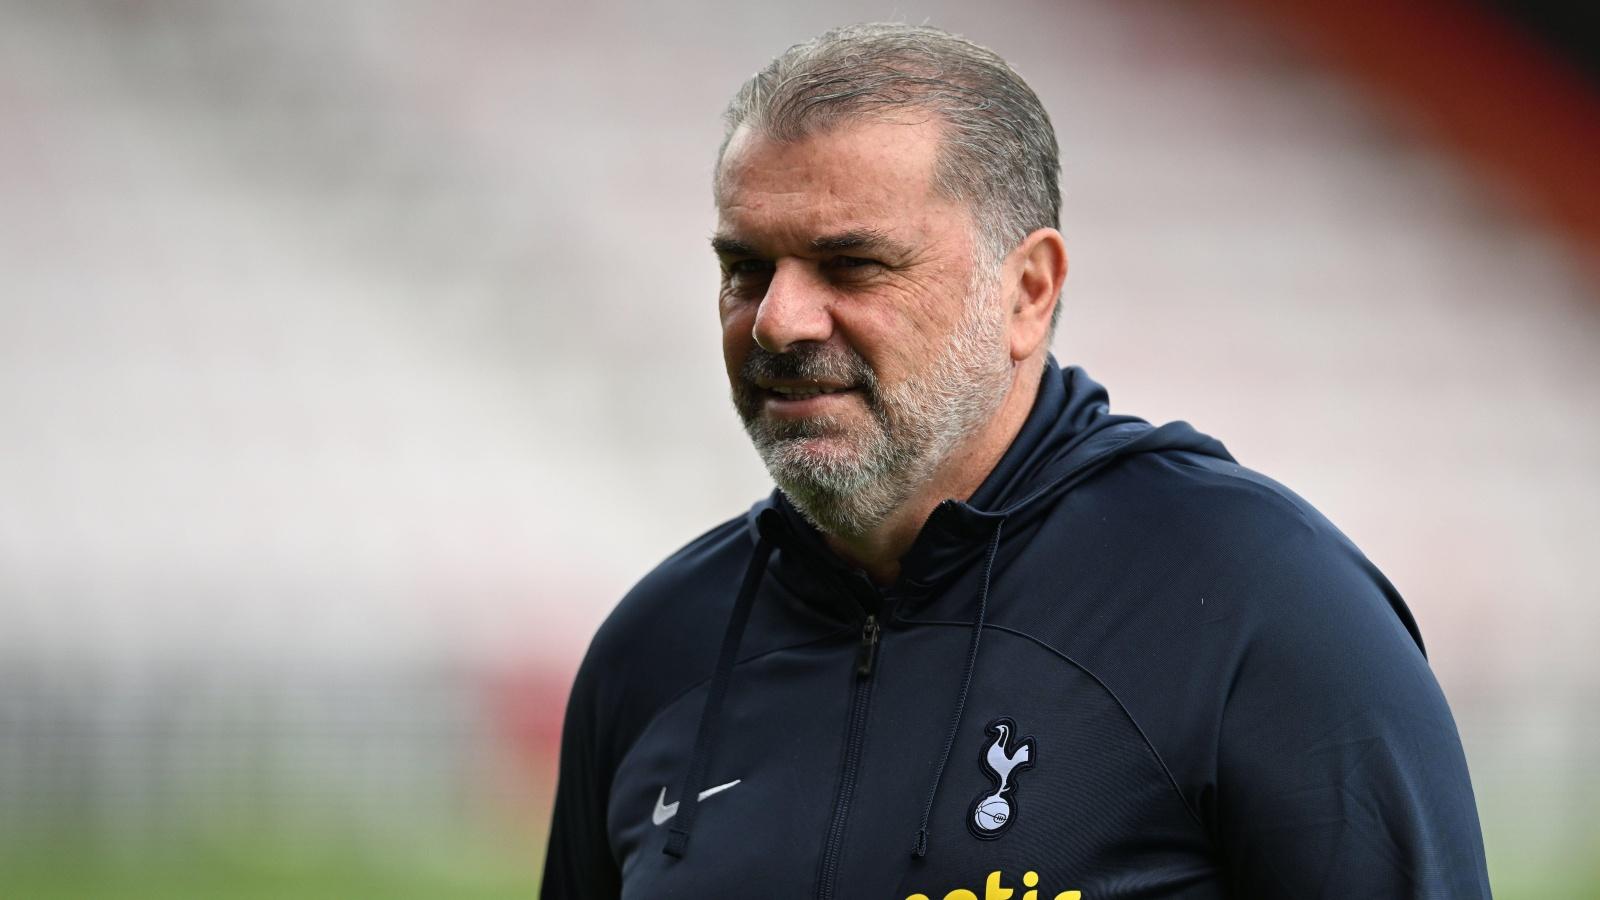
[{"left": 969, "top": 717, "right": 1036, "bottom": 839}]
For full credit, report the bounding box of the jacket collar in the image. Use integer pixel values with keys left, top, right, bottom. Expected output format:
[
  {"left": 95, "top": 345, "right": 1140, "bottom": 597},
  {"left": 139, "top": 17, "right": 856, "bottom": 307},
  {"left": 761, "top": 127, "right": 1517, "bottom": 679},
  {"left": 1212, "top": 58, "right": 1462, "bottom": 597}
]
[{"left": 745, "top": 357, "right": 1230, "bottom": 611}]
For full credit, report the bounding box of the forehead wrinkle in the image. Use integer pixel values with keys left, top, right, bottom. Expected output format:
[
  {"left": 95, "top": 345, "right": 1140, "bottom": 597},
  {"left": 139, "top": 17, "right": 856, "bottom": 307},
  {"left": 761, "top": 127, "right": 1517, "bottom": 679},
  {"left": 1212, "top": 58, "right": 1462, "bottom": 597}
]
[
  {"left": 714, "top": 119, "right": 974, "bottom": 264},
  {"left": 714, "top": 192, "right": 898, "bottom": 255},
  {"left": 716, "top": 120, "right": 943, "bottom": 208}
]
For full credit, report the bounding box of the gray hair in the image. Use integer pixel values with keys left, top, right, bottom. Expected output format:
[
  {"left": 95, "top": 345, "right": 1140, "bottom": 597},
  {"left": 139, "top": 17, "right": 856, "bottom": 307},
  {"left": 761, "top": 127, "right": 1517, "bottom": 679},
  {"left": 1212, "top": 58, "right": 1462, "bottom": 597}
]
[{"left": 717, "top": 23, "right": 1062, "bottom": 325}]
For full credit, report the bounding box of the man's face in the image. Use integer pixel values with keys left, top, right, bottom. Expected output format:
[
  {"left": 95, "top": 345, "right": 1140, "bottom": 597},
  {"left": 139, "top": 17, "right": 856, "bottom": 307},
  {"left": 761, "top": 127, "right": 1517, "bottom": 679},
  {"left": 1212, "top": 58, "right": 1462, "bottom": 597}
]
[{"left": 714, "top": 118, "right": 1014, "bottom": 536}]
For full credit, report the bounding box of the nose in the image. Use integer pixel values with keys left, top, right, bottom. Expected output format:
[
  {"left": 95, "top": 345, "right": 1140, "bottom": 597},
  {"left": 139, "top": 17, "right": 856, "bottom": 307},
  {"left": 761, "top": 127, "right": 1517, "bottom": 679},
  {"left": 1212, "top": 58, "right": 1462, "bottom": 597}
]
[{"left": 752, "top": 260, "right": 833, "bottom": 354}]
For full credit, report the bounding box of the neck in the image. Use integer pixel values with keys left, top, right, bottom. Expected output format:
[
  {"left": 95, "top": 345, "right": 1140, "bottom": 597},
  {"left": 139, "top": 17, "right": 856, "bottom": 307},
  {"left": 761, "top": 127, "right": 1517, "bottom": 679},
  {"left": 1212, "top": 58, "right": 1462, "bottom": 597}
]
[{"left": 822, "top": 358, "right": 1043, "bottom": 584}]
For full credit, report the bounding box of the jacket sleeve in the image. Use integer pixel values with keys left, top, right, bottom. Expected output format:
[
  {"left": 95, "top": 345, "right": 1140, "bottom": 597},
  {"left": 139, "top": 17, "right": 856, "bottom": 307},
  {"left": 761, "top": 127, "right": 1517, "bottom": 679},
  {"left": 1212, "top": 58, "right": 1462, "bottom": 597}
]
[
  {"left": 1215, "top": 529, "right": 1492, "bottom": 898},
  {"left": 540, "top": 652, "right": 621, "bottom": 899}
]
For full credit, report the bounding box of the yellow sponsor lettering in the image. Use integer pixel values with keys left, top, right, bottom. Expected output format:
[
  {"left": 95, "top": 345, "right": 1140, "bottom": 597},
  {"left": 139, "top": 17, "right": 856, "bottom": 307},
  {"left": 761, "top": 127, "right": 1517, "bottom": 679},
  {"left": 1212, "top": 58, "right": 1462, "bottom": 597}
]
[{"left": 905, "top": 869, "right": 1082, "bottom": 900}]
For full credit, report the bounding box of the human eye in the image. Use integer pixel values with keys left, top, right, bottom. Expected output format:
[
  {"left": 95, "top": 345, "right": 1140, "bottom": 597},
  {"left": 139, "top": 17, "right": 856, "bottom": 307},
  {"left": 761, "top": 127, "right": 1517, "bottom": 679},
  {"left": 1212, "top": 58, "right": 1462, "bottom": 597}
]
[
  {"left": 724, "top": 258, "right": 773, "bottom": 278},
  {"left": 720, "top": 257, "right": 773, "bottom": 296},
  {"left": 824, "top": 256, "right": 882, "bottom": 276}
]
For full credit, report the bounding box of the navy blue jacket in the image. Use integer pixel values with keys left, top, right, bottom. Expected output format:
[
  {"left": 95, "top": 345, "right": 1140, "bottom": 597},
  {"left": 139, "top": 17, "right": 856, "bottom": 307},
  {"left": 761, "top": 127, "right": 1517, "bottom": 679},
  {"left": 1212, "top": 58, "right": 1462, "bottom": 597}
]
[{"left": 543, "top": 361, "right": 1491, "bottom": 899}]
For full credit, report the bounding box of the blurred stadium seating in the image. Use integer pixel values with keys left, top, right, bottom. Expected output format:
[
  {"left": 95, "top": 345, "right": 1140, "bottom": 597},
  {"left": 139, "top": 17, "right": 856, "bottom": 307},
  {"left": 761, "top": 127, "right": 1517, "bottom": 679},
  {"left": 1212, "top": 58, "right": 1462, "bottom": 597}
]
[{"left": 1, "top": 0, "right": 1595, "bottom": 895}]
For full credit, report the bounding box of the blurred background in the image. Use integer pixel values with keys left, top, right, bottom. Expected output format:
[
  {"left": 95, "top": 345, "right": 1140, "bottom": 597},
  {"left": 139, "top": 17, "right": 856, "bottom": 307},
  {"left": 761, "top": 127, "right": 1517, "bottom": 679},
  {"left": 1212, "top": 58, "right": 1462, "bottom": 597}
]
[{"left": 1, "top": 0, "right": 1596, "bottom": 896}]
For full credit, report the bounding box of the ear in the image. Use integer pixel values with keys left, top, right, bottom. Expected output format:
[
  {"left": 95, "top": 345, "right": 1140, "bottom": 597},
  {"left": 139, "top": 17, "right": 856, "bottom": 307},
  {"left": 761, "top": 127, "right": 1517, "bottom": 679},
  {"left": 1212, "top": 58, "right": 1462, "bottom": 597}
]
[{"left": 1005, "top": 227, "right": 1068, "bottom": 362}]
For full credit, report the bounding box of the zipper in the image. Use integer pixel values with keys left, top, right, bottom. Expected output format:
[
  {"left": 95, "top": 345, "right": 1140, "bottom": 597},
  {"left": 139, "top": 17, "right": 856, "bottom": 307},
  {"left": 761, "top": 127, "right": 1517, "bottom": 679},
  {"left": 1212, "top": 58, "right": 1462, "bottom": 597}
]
[
  {"left": 815, "top": 613, "right": 880, "bottom": 900},
  {"left": 855, "top": 614, "right": 880, "bottom": 676}
]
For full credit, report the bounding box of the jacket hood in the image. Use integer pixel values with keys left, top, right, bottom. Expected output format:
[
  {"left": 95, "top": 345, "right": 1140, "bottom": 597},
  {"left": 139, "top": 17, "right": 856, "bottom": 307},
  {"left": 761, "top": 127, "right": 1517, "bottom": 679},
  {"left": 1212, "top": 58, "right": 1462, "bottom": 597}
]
[
  {"left": 665, "top": 357, "right": 1232, "bottom": 861},
  {"left": 745, "top": 356, "right": 1232, "bottom": 606}
]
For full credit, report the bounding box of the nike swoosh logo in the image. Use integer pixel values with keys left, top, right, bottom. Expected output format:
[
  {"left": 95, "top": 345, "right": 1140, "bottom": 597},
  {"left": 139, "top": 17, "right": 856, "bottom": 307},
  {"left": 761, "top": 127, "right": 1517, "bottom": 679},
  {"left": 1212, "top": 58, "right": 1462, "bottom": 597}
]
[{"left": 651, "top": 779, "right": 742, "bottom": 826}]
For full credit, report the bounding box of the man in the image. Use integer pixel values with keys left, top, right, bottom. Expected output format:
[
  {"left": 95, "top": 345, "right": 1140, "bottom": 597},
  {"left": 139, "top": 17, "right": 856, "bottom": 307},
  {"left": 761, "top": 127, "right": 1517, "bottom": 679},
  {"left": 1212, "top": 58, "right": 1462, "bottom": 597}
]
[{"left": 543, "top": 23, "right": 1491, "bottom": 899}]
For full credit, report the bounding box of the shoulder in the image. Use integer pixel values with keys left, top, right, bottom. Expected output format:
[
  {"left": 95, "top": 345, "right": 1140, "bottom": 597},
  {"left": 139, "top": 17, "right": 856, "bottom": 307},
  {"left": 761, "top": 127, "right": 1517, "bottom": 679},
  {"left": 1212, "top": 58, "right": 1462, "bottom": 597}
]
[
  {"left": 1098, "top": 448, "right": 1332, "bottom": 555},
  {"left": 1075, "top": 447, "right": 1420, "bottom": 646},
  {"left": 590, "top": 513, "right": 754, "bottom": 661},
  {"left": 1008, "top": 443, "right": 1425, "bottom": 684},
  {"left": 567, "top": 512, "right": 756, "bottom": 767},
  {"left": 1021, "top": 447, "right": 1462, "bottom": 841}
]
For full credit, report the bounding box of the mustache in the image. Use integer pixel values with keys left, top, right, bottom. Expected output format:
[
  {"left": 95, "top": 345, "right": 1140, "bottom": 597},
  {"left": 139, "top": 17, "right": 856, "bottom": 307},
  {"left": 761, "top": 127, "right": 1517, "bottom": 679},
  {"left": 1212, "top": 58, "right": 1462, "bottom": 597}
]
[{"left": 739, "top": 344, "right": 879, "bottom": 393}]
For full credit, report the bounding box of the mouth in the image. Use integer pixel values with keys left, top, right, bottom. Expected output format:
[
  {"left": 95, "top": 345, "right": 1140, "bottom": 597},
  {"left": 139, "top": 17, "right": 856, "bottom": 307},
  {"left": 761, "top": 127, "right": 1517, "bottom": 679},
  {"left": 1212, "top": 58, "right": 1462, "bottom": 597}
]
[
  {"left": 768, "top": 383, "right": 851, "bottom": 399},
  {"left": 755, "top": 381, "right": 863, "bottom": 417}
]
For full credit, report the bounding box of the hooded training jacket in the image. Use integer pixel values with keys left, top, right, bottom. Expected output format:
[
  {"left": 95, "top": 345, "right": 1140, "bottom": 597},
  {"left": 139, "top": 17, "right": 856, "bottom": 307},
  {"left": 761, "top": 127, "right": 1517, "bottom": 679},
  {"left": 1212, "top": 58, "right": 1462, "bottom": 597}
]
[{"left": 542, "top": 360, "right": 1491, "bottom": 899}]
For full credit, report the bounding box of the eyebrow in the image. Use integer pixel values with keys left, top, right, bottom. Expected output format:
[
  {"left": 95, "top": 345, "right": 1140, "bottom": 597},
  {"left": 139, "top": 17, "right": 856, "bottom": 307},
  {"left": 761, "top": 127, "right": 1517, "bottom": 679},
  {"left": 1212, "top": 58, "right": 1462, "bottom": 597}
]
[
  {"left": 808, "top": 229, "right": 902, "bottom": 254},
  {"left": 710, "top": 235, "right": 759, "bottom": 257},
  {"left": 709, "top": 229, "right": 909, "bottom": 258}
]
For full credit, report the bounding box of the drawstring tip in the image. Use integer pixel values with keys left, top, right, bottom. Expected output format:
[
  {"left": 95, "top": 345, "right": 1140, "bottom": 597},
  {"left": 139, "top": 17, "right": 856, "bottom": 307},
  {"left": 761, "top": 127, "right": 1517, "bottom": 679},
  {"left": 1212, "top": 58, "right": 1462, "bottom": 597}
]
[
  {"left": 663, "top": 828, "right": 688, "bottom": 859},
  {"left": 910, "top": 524, "right": 999, "bottom": 866}
]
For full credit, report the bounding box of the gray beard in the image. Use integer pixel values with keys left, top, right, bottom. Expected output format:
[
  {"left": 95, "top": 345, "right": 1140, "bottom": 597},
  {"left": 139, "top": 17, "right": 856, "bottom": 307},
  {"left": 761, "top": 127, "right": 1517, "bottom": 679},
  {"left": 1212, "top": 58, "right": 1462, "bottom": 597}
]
[{"left": 732, "top": 278, "right": 1012, "bottom": 538}]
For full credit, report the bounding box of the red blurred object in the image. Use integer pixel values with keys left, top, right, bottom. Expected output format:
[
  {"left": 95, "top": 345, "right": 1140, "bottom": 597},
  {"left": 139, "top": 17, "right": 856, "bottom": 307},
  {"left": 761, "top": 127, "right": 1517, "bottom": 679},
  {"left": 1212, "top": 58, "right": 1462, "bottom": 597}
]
[{"left": 1231, "top": 0, "right": 1600, "bottom": 284}]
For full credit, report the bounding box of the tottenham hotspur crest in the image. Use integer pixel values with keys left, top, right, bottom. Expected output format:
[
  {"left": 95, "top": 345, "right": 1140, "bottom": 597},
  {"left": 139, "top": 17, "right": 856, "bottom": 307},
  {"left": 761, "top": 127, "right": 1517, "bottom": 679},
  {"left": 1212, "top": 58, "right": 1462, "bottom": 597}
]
[{"left": 969, "top": 717, "right": 1036, "bottom": 839}]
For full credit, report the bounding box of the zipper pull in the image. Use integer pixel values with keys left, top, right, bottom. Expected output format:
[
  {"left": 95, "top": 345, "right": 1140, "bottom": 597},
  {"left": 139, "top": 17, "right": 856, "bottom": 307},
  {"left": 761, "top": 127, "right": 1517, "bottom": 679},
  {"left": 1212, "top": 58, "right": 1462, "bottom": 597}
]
[{"left": 855, "top": 614, "right": 880, "bottom": 677}]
